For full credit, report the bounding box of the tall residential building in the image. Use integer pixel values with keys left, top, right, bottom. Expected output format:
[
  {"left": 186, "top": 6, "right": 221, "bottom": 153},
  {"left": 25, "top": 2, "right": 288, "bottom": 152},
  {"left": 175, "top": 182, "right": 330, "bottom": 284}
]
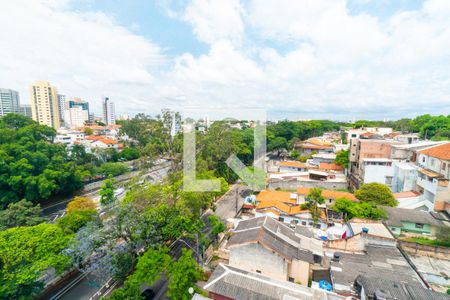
[
  {"left": 64, "top": 98, "right": 90, "bottom": 128},
  {"left": 19, "top": 105, "right": 32, "bottom": 118},
  {"left": 57, "top": 94, "right": 66, "bottom": 123},
  {"left": 102, "top": 97, "right": 115, "bottom": 125},
  {"left": 0, "top": 88, "right": 20, "bottom": 117},
  {"left": 29, "top": 81, "right": 60, "bottom": 129}
]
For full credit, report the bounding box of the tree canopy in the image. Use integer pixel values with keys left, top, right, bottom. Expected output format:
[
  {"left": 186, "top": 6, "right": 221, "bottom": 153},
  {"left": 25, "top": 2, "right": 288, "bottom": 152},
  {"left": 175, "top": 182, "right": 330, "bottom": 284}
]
[
  {"left": 0, "top": 199, "right": 44, "bottom": 230},
  {"left": 0, "top": 114, "right": 85, "bottom": 207},
  {"left": 355, "top": 183, "right": 397, "bottom": 207},
  {"left": 0, "top": 223, "right": 72, "bottom": 299},
  {"left": 332, "top": 198, "right": 386, "bottom": 220}
]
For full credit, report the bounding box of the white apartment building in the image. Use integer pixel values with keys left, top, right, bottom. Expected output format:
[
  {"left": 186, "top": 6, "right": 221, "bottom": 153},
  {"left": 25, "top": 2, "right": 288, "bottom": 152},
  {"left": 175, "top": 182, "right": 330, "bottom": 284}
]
[
  {"left": 102, "top": 97, "right": 115, "bottom": 125},
  {"left": 416, "top": 143, "right": 450, "bottom": 212}
]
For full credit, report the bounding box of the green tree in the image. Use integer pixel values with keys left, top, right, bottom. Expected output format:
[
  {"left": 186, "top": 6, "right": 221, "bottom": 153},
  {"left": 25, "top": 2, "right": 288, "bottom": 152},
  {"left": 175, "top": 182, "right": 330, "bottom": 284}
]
[
  {"left": 0, "top": 223, "right": 72, "bottom": 299},
  {"left": 110, "top": 247, "right": 171, "bottom": 299},
  {"left": 83, "top": 127, "right": 93, "bottom": 135},
  {"left": 335, "top": 149, "right": 349, "bottom": 168},
  {"left": 168, "top": 249, "right": 201, "bottom": 300},
  {"left": 333, "top": 198, "right": 386, "bottom": 220},
  {"left": 57, "top": 210, "right": 98, "bottom": 234},
  {"left": 99, "top": 177, "right": 116, "bottom": 206},
  {"left": 120, "top": 147, "right": 140, "bottom": 161},
  {"left": 306, "top": 188, "right": 325, "bottom": 224},
  {"left": 0, "top": 199, "right": 44, "bottom": 230},
  {"left": 0, "top": 114, "right": 84, "bottom": 207},
  {"left": 98, "top": 162, "right": 129, "bottom": 177},
  {"left": 208, "top": 215, "right": 226, "bottom": 244},
  {"left": 436, "top": 226, "right": 450, "bottom": 243},
  {"left": 111, "top": 250, "right": 136, "bottom": 281},
  {"left": 355, "top": 183, "right": 397, "bottom": 206}
]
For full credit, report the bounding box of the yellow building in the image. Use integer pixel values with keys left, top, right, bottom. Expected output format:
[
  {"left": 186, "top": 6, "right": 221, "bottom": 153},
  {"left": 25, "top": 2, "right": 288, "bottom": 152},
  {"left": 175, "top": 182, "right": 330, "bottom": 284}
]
[{"left": 29, "top": 81, "right": 60, "bottom": 129}]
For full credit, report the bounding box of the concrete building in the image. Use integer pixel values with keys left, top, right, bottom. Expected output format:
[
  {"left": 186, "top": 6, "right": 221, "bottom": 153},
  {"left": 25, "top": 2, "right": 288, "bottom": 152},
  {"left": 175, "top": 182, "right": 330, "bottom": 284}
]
[
  {"left": 0, "top": 88, "right": 20, "bottom": 116},
  {"left": 204, "top": 264, "right": 345, "bottom": 300},
  {"left": 29, "top": 81, "right": 60, "bottom": 129},
  {"left": 19, "top": 104, "right": 32, "bottom": 118},
  {"left": 383, "top": 206, "right": 445, "bottom": 236},
  {"left": 416, "top": 143, "right": 450, "bottom": 212},
  {"left": 57, "top": 94, "right": 66, "bottom": 123},
  {"left": 348, "top": 139, "right": 399, "bottom": 189},
  {"left": 102, "top": 96, "right": 115, "bottom": 125},
  {"left": 360, "top": 158, "right": 394, "bottom": 188},
  {"left": 64, "top": 98, "right": 89, "bottom": 128},
  {"left": 228, "top": 217, "right": 319, "bottom": 285}
]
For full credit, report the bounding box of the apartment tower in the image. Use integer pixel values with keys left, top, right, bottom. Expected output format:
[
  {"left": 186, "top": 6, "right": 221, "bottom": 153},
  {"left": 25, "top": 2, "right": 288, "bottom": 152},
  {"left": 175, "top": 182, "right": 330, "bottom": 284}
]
[
  {"left": 29, "top": 81, "right": 60, "bottom": 129},
  {"left": 0, "top": 88, "right": 20, "bottom": 117},
  {"left": 102, "top": 96, "right": 115, "bottom": 125}
]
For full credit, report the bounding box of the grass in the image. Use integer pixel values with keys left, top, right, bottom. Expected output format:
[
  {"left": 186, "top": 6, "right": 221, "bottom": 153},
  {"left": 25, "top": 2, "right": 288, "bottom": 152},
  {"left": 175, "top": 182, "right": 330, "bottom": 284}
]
[{"left": 403, "top": 237, "right": 450, "bottom": 248}]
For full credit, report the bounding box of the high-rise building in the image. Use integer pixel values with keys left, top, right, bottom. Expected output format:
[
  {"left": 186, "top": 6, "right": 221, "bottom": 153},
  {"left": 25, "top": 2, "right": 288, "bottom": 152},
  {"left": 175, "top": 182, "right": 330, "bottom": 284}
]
[
  {"left": 19, "top": 104, "right": 32, "bottom": 118},
  {"left": 57, "top": 94, "right": 66, "bottom": 123},
  {"left": 29, "top": 81, "right": 60, "bottom": 129},
  {"left": 102, "top": 97, "right": 115, "bottom": 125},
  {"left": 0, "top": 88, "right": 20, "bottom": 117},
  {"left": 64, "top": 98, "right": 90, "bottom": 128}
]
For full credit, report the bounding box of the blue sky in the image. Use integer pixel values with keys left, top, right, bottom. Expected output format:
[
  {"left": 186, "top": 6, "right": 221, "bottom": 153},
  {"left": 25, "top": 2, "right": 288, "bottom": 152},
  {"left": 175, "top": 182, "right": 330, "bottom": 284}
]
[{"left": 1, "top": 0, "right": 449, "bottom": 121}]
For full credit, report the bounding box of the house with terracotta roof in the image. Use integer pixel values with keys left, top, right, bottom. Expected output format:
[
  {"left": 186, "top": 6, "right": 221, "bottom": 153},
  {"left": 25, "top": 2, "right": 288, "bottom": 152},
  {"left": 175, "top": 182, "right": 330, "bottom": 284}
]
[
  {"left": 278, "top": 161, "right": 308, "bottom": 172},
  {"left": 416, "top": 142, "right": 450, "bottom": 212},
  {"left": 255, "top": 190, "right": 331, "bottom": 229},
  {"left": 296, "top": 187, "right": 357, "bottom": 207},
  {"left": 294, "top": 139, "right": 334, "bottom": 156},
  {"left": 83, "top": 135, "right": 121, "bottom": 152}
]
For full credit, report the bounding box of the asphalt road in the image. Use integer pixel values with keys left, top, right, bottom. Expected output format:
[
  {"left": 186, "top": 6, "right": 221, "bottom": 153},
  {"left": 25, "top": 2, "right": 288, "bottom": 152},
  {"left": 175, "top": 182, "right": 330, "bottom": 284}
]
[
  {"left": 52, "top": 182, "right": 248, "bottom": 300},
  {"left": 42, "top": 164, "right": 170, "bottom": 217},
  {"left": 214, "top": 184, "right": 250, "bottom": 222},
  {"left": 46, "top": 165, "right": 170, "bottom": 300}
]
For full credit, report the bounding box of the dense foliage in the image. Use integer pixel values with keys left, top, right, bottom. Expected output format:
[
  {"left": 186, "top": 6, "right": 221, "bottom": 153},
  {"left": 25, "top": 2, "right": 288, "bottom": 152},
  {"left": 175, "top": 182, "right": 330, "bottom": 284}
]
[
  {"left": 0, "top": 199, "right": 44, "bottom": 230},
  {"left": 0, "top": 114, "right": 85, "bottom": 207},
  {"left": 355, "top": 183, "right": 397, "bottom": 207},
  {"left": 0, "top": 223, "right": 72, "bottom": 299},
  {"left": 333, "top": 198, "right": 386, "bottom": 220},
  {"left": 335, "top": 149, "right": 349, "bottom": 168},
  {"left": 305, "top": 188, "right": 325, "bottom": 224}
]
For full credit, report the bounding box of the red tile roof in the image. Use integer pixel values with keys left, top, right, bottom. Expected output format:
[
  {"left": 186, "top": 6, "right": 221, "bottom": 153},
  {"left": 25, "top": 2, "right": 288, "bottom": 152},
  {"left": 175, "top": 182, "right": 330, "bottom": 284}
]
[
  {"left": 319, "top": 162, "right": 343, "bottom": 171},
  {"left": 419, "top": 143, "right": 450, "bottom": 160}
]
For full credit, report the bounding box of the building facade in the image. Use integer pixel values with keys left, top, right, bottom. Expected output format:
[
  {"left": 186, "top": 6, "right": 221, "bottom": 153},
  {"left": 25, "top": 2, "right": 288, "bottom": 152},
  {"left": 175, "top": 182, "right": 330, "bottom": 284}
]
[
  {"left": 102, "top": 97, "right": 115, "bottom": 125},
  {"left": 29, "top": 81, "right": 60, "bottom": 129},
  {"left": 57, "top": 94, "right": 66, "bottom": 123},
  {"left": 0, "top": 88, "right": 20, "bottom": 116},
  {"left": 64, "top": 98, "right": 89, "bottom": 128}
]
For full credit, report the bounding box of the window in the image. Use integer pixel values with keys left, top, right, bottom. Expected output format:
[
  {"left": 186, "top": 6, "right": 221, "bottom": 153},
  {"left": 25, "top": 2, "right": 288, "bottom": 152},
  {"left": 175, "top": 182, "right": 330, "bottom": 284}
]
[
  {"left": 422, "top": 157, "right": 425, "bottom": 163},
  {"left": 256, "top": 270, "right": 261, "bottom": 274},
  {"left": 288, "top": 277, "right": 295, "bottom": 282},
  {"left": 415, "top": 223, "right": 424, "bottom": 229},
  {"left": 301, "top": 221, "right": 306, "bottom": 226},
  {"left": 442, "top": 163, "right": 446, "bottom": 171},
  {"left": 279, "top": 217, "right": 284, "bottom": 222}
]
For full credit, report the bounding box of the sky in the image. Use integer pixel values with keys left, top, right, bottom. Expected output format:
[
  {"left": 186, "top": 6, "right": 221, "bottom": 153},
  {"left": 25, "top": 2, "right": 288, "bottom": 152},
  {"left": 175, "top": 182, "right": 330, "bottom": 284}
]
[{"left": 0, "top": 0, "right": 450, "bottom": 121}]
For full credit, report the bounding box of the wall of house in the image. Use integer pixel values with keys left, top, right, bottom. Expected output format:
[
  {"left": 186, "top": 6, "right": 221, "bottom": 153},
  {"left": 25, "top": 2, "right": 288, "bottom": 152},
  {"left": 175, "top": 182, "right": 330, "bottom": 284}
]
[
  {"left": 389, "top": 226, "right": 402, "bottom": 236},
  {"left": 401, "top": 221, "right": 432, "bottom": 234},
  {"left": 229, "top": 243, "right": 289, "bottom": 281},
  {"left": 288, "top": 259, "right": 310, "bottom": 286},
  {"left": 363, "top": 164, "right": 393, "bottom": 187},
  {"left": 268, "top": 179, "right": 347, "bottom": 191}
]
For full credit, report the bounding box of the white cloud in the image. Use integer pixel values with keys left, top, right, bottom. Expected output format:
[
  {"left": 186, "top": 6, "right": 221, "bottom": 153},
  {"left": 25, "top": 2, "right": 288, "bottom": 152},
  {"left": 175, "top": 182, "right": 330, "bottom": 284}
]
[
  {"left": 1, "top": 0, "right": 450, "bottom": 120},
  {"left": 0, "top": 0, "right": 163, "bottom": 114},
  {"left": 182, "top": 0, "right": 245, "bottom": 44}
]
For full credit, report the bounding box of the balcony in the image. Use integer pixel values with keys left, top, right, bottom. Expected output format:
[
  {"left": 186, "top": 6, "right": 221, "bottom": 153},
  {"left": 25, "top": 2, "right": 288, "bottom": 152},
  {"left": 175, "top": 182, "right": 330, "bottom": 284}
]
[{"left": 416, "top": 177, "right": 437, "bottom": 194}]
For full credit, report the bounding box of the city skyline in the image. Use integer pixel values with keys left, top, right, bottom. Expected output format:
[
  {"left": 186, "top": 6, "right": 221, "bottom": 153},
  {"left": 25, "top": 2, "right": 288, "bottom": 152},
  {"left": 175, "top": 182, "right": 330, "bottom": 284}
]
[{"left": 1, "top": 1, "right": 450, "bottom": 120}]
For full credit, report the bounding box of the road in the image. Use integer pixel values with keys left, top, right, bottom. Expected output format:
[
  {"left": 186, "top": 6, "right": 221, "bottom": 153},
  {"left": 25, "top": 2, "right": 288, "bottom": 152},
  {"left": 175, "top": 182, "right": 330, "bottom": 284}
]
[
  {"left": 214, "top": 184, "right": 250, "bottom": 222},
  {"left": 42, "top": 163, "right": 170, "bottom": 217},
  {"left": 45, "top": 164, "right": 170, "bottom": 300},
  {"left": 50, "top": 183, "right": 248, "bottom": 300}
]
